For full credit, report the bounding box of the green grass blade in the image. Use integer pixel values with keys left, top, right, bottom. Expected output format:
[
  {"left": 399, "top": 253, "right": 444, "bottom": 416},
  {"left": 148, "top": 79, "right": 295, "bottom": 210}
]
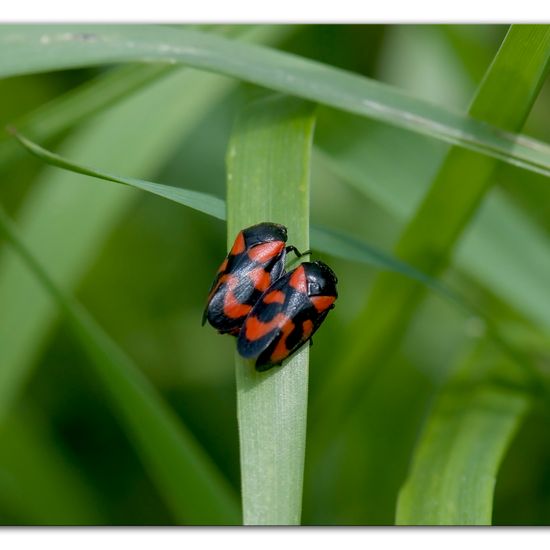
[
  {"left": 11, "top": 131, "right": 467, "bottom": 308},
  {"left": 10, "top": 129, "right": 226, "bottom": 219},
  {"left": 313, "top": 24, "right": 550, "bottom": 432},
  {"left": 0, "top": 24, "right": 293, "bottom": 170},
  {"left": 310, "top": 225, "right": 461, "bottom": 305},
  {"left": 2, "top": 25, "right": 550, "bottom": 178},
  {"left": 396, "top": 344, "right": 531, "bottom": 525},
  {"left": 225, "top": 94, "right": 314, "bottom": 525},
  {"left": 0, "top": 204, "right": 240, "bottom": 525}
]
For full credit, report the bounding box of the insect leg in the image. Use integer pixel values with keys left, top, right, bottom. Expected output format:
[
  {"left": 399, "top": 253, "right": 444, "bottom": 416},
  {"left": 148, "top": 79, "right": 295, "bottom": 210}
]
[{"left": 286, "top": 245, "right": 311, "bottom": 258}]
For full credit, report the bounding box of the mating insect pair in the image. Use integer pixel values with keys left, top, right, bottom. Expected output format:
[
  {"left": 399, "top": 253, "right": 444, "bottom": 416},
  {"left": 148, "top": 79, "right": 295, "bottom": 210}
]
[{"left": 202, "top": 222, "right": 338, "bottom": 371}]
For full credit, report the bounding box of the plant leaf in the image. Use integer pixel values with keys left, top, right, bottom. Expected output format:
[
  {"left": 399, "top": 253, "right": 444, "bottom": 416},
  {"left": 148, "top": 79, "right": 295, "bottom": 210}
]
[
  {"left": 225, "top": 94, "right": 315, "bottom": 525},
  {"left": 0, "top": 24, "right": 293, "bottom": 170},
  {"left": 396, "top": 342, "right": 531, "bottom": 525},
  {"left": 11, "top": 130, "right": 466, "bottom": 309},
  {"left": 1, "top": 25, "right": 550, "bottom": 178},
  {"left": 309, "top": 224, "right": 462, "bottom": 307},
  {"left": 10, "top": 129, "right": 226, "bottom": 220}
]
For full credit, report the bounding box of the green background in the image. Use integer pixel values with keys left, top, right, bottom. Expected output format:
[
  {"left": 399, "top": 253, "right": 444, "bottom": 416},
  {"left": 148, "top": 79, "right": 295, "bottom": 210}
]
[{"left": 1, "top": 24, "right": 550, "bottom": 525}]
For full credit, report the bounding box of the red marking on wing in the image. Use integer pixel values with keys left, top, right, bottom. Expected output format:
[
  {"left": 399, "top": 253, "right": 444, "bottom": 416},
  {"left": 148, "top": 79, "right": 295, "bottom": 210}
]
[
  {"left": 263, "top": 290, "right": 286, "bottom": 304},
  {"left": 229, "top": 231, "right": 246, "bottom": 255},
  {"left": 302, "top": 319, "right": 314, "bottom": 340},
  {"left": 245, "top": 313, "right": 288, "bottom": 341},
  {"left": 216, "top": 258, "right": 228, "bottom": 275},
  {"left": 289, "top": 265, "right": 307, "bottom": 293},
  {"left": 223, "top": 292, "right": 252, "bottom": 319},
  {"left": 247, "top": 241, "right": 285, "bottom": 263},
  {"left": 224, "top": 296, "right": 252, "bottom": 319},
  {"left": 270, "top": 321, "right": 296, "bottom": 363},
  {"left": 222, "top": 275, "right": 252, "bottom": 319},
  {"left": 310, "top": 295, "right": 335, "bottom": 313},
  {"left": 248, "top": 266, "right": 272, "bottom": 292}
]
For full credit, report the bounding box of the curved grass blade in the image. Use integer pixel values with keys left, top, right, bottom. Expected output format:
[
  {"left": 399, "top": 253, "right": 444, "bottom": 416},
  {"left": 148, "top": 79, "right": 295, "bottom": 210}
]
[
  {"left": 0, "top": 204, "right": 240, "bottom": 525},
  {"left": 10, "top": 129, "right": 226, "bottom": 220},
  {"left": 396, "top": 343, "right": 531, "bottom": 525},
  {"left": 11, "top": 130, "right": 463, "bottom": 305},
  {"left": 310, "top": 224, "right": 461, "bottom": 307},
  {"left": 0, "top": 24, "right": 294, "bottom": 171},
  {"left": 1, "top": 25, "right": 550, "bottom": 179}
]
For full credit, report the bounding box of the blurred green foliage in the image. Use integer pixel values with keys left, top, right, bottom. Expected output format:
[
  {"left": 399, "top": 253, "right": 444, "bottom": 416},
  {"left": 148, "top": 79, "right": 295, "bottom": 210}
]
[{"left": 1, "top": 24, "right": 550, "bottom": 525}]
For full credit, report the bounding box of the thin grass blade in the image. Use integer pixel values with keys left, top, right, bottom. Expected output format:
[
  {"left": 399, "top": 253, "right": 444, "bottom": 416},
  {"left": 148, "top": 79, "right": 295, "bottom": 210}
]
[
  {"left": 11, "top": 131, "right": 468, "bottom": 309},
  {"left": 0, "top": 24, "right": 293, "bottom": 170},
  {"left": 1, "top": 25, "right": 550, "bottom": 178},
  {"left": 10, "top": 129, "right": 226, "bottom": 219}
]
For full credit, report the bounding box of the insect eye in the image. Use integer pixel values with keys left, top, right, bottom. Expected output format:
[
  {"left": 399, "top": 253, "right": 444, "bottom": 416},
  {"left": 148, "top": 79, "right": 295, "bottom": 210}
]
[{"left": 308, "top": 280, "right": 322, "bottom": 295}]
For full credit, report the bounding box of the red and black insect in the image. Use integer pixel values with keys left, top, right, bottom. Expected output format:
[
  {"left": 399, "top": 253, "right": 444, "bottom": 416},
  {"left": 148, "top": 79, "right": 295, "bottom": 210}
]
[
  {"left": 237, "top": 260, "right": 338, "bottom": 371},
  {"left": 202, "top": 222, "right": 308, "bottom": 336}
]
